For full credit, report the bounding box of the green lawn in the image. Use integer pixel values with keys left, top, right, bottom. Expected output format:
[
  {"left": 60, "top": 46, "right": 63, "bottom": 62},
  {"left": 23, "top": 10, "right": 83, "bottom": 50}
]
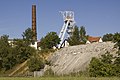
[{"left": 0, "top": 77, "right": 119, "bottom": 80}]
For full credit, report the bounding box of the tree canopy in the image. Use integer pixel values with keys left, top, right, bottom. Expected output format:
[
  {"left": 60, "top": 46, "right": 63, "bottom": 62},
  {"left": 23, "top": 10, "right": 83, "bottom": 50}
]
[
  {"left": 102, "top": 33, "right": 114, "bottom": 42},
  {"left": 79, "top": 26, "right": 87, "bottom": 43},
  {"left": 39, "top": 32, "right": 60, "bottom": 49},
  {"left": 89, "top": 32, "right": 120, "bottom": 77},
  {"left": 68, "top": 26, "right": 80, "bottom": 46},
  {"left": 22, "top": 28, "right": 34, "bottom": 46},
  {"left": 0, "top": 28, "right": 36, "bottom": 72},
  {"left": 68, "top": 26, "right": 87, "bottom": 46},
  {"left": 89, "top": 50, "right": 120, "bottom": 77},
  {"left": 28, "top": 56, "right": 44, "bottom": 72}
]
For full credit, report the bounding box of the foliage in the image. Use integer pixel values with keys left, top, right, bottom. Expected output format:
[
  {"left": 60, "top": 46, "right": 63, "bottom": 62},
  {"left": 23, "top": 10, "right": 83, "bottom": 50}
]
[
  {"left": 89, "top": 32, "right": 120, "bottom": 77},
  {"left": 103, "top": 32, "right": 120, "bottom": 49},
  {"left": 100, "top": 51, "right": 113, "bottom": 64},
  {"left": 68, "top": 26, "right": 87, "bottom": 46},
  {"left": 113, "top": 32, "right": 120, "bottom": 43},
  {"left": 13, "top": 39, "right": 36, "bottom": 63},
  {"left": 79, "top": 26, "right": 87, "bottom": 43},
  {"left": 113, "top": 50, "right": 120, "bottom": 76},
  {"left": 0, "top": 77, "right": 120, "bottom": 80},
  {"left": 100, "top": 52, "right": 114, "bottom": 76},
  {"left": 89, "top": 57, "right": 103, "bottom": 77},
  {"left": 0, "top": 28, "right": 36, "bottom": 72},
  {"left": 39, "top": 32, "right": 60, "bottom": 49},
  {"left": 22, "top": 28, "right": 34, "bottom": 46},
  {"left": 113, "top": 33, "right": 120, "bottom": 49},
  {"left": 44, "top": 68, "right": 55, "bottom": 77},
  {"left": 13, "top": 28, "right": 36, "bottom": 63},
  {"left": 89, "top": 51, "right": 120, "bottom": 77},
  {"left": 114, "top": 50, "right": 120, "bottom": 64},
  {"left": 68, "top": 26, "right": 80, "bottom": 46},
  {"left": 102, "top": 33, "right": 114, "bottom": 42},
  {"left": 28, "top": 56, "right": 45, "bottom": 72},
  {"left": 0, "top": 35, "right": 14, "bottom": 71}
]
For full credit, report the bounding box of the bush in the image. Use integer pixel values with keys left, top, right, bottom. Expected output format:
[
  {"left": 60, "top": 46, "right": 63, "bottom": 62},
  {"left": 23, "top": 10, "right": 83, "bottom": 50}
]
[
  {"left": 102, "top": 33, "right": 113, "bottom": 42},
  {"left": 68, "top": 26, "right": 80, "bottom": 46},
  {"left": 44, "top": 68, "right": 55, "bottom": 76},
  {"left": 39, "top": 32, "right": 60, "bottom": 49},
  {"left": 89, "top": 57, "right": 104, "bottom": 77},
  {"left": 28, "top": 57, "right": 45, "bottom": 72},
  {"left": 89, "top": 51, "right": 120, "bottom": 77}
]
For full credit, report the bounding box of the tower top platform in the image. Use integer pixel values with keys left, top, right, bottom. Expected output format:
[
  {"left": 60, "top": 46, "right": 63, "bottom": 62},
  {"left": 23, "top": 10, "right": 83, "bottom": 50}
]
[{"left": 60, "top": 11, "right": 74, "bottom": 21}]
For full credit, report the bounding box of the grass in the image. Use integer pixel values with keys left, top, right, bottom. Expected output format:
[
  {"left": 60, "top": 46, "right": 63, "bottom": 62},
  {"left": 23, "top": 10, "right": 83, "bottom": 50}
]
[{"left": 0, "top": 77, "right": 119, "bottom": 80}]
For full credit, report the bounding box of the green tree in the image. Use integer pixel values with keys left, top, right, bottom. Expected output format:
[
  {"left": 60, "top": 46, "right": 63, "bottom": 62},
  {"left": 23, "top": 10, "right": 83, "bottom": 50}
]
[
  {"left": 68, "top": 26, "right": 80, "bottom": 46},
  {"left": 100, "top": 52, "right": 113, "bottom": 64},
  {"left": 89, "top": 52, "right": 114, "bottom": 77},
  {"left": 113, "top": 32, "right": 120, "bottom": 49},
  {"left": 89, "top": 57, "right": 103, "bottom": 77},
  {"left": 113, "top": 32, "right": 120, "bottom": 42},
  {"left": 0, "top": 35, "right": 15, "bottom": 71},
  {"left": 114, "top": 50, "right": 120, "bottom": 76},
  {"left": 13, "top": 39, "right": 36, "bottom": 63},
  {"left": 102, "top": 33, "right": 114, "bottom": 42},
  {"left": 22, "top": 28, "right": 34, "bottom": 46},
  {"left": 88, "top": 32, "right": 120, "bottom": 77},
  {"left": 0, "top": 28, "right": 36, "bottom": 72},
  {"left": 100, "top": 52, "right": 114, "bottom": 76},
  {"left": 13, "top": 28, "right": 36, "bottom": 63},
  {"left": 79, "top": 26, "right": 86, "bottom": 43},
  {"left": 40, "top": 32, "right": 60, "bottom": 49},
  {"left": 114, "top": 50, "right": 120, "bottom": 64},
  {"left": 28, "top": 56, "right": 44, "bottom": 72}
]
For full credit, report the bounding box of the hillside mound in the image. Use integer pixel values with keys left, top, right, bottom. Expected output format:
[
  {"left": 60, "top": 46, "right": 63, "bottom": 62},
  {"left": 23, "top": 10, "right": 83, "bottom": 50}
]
[{"left": 48, "top": 42, "right": 117, "bottom": 75}]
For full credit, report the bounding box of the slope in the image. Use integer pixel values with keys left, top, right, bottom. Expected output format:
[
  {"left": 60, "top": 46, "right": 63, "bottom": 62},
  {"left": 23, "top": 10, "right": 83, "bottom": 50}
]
[{"left": 48, "top": 42, "right": 117, "bottom": 75}]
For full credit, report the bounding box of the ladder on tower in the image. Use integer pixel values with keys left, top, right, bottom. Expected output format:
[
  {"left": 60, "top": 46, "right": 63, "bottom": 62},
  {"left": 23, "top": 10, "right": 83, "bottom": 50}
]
[
  {"left": 58, "top": 20, "right": 70, "bottom": 48},
  {"left": 58, "top": 11, "right": 75, "bottom": 48}
]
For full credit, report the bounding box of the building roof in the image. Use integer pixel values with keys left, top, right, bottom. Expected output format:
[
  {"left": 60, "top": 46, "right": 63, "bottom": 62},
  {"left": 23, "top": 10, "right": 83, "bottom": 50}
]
[{"left": 88, "top": 36, "right": 101, "bottom": 43}]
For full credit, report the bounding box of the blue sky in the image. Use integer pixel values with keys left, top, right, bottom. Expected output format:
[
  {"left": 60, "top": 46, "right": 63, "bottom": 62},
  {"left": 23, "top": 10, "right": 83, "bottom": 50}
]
[{"left": 0, "top": 0, "right": 120, "bottom": 40}]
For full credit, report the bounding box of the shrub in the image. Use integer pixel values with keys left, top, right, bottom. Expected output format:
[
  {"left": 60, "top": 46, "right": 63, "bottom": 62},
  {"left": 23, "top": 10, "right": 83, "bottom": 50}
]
[
  {"left": 44, "top": 68, "right": 55, "bottom": 76},
  {"left": 89, "top": 51, "right": 120, "bottom": 77},
  {"left": 28, "top": 57, "right": 45, "bottom": 72}
]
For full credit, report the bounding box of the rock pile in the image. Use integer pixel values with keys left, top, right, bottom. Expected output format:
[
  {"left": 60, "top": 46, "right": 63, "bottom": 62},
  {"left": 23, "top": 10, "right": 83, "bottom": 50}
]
[{"left": 48, "top": 42, "right": 117, "bottom": 75}]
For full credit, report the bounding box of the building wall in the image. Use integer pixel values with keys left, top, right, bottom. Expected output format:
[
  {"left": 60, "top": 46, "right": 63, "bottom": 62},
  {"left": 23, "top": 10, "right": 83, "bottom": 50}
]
[{"left": 30, "top": 41, "right": 37, "bottom": 49}]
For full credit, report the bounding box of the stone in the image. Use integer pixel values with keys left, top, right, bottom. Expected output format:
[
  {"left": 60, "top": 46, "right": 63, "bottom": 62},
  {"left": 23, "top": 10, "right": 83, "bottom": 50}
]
[{"left": 48, "top": 42, "right": 117, "bottom": 75}]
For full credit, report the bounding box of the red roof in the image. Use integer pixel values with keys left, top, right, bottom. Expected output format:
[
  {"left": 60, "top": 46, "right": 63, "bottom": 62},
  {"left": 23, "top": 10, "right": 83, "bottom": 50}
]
[{"left": 88, "top": 36, "right": 101, "bottom": 43}]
